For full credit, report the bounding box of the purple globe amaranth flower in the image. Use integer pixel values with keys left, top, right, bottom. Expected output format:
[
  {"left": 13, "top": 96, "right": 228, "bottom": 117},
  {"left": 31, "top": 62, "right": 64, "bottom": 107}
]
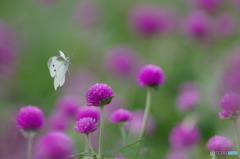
[
  {"left": 125, "top": 110, "right": 155, "bottom": 135},
  {"left": 74, "top": 117, "right": 98, "bottom": 134},
  {"left": 56, "top": 95, "right": 80, "bottom": 117},
  {"left": 110, "top": 109, "right": 133, "bottom": 123},
  {"left": 76, "top": 106, "right": 100, "bottom": 122},
  {"left": 218, "top": 93, "right": 240, "bottom": 119},
  {"left": 169, "top": 122, "right": 200, "bottom": 150},
  {"left": 181, "top": 10, "right": 212, "bottom": 41},
  {"left": 35, "top": 131, "right": 73, "bottom": 159},
  {"left": 16, "top": 106, "right": 44, "bottom": 131},
  {"left": 129, "top": 3, "right": 173, "bottom": 36},
  {"left": 176, "top": 82, "right": 199, "bottom": 112},
  {"left": 104, "top": 44, "right": 142, "bottom": 77},
  {"left": 191, "top": 0, "right": 222, "bottom": 12},
  {"left": 206, "top": 136, "right": 233, "bottom": 152},
  {"left": 137, "top": 64, "right": 165, "bottom": 87},
  {"left": 214, "top": 13, "right": 236, "bottom": 38},
  {"left": 73, "top": 0, "right": 101, "bottom": 28},
  {"left": 85, "top": 83, "right": 114, "bottom": 106}
]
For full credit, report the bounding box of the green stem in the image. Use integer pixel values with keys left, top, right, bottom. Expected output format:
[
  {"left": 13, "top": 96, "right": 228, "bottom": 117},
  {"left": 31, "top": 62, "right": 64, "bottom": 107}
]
[
  {"left": 139, "top": 87, "right": 152, "bottom": 140},
  {"left": 233, "top": 119, "right": 240, "bottom": 159},
  {"left": 97, "top": 106, "right": 104, "bottom": 159},
  {"left": 86, "top": 134, "right": 97, "bottom": 155},
  {"left": 120, "top": 125, "right": 126, "bottom": 145},
  {"left": 27, "top": 132, "right": 35, "bottom": 159}
]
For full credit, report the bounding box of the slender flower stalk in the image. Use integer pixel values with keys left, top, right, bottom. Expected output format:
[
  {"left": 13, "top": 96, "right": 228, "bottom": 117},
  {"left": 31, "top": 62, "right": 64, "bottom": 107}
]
[
  {"left": 98, "top": 106, "right": 104, "bottom": 159},
  {"left": 120, "top": 125, "right": 127, "bottom": 145},
  {"left": 26, "top": 131, "right": 35, "bottom": 159},
  {"left": 233, "top": 119, "right": 240, "bottom": 159},
  {"left": 139, "top": 87, "right": 152, "bottom": 140},
  {"left": 86, "top": 134, "right": 97, "bottom": 155}
]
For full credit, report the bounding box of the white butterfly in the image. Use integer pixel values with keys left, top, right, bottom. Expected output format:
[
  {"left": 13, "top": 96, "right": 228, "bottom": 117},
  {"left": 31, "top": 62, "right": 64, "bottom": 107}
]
[{"left": 47, "top": 50, "right": 70, "bottom": 90}]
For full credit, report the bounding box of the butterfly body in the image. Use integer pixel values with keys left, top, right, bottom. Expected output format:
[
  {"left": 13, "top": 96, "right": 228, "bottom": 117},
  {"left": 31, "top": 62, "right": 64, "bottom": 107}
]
[{"left": 48, "top": 51, "right": 70, "bottom": 90}]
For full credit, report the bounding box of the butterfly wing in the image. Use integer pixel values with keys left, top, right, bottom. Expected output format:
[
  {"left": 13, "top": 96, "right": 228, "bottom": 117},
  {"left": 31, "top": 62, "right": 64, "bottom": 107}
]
[
  {"left": 59, "top": 50, "right": 66, "bottom": 59},
  {"left": 48, "top": 56, "right": 65, "bottom": 77},
  {"left": 53, "top": 60, "right": 69, "bottom": 90}
]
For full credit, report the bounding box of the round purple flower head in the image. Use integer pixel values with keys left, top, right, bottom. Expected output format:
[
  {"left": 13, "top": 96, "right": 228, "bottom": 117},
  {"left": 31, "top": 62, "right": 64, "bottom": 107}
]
[
  {"left": 110, "top": 109, "right": 133, "bottom": 123},
  {"left": 206, "top": 136, "right": 233, "bottom": 153},
  {"left": 74, "top": 117, "right": 98, "bottom": 134},
  {"left": 16, "top": 105, "right": 44, "bottom": 131},
  {"left": 85, "top": 83, "right": 114, "bottom": 106},
  {"left": 182, "top": 10, "right": 212, "bottom": 41},
  {"left": 137, "top": 64, "right": 165, "bottom": 87},
  {"left": 35, "top": 131, "right": 73, "bottom": 159},
  {"left": 169, "top": 122, "right": 200, "bottom": 150},
  {"left": 218, "top": 93, "right": 240, "bottom": 119},
  {"left": 76, "top": 106, "right": 100, "bottom": 121}
]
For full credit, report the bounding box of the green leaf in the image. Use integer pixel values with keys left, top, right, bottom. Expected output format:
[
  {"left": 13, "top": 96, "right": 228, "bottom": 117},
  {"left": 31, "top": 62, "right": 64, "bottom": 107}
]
[
  {"left": 100, "top": 96, "right": 114, "bottom": 105},
  {"left": 68, "top": 152, "right": 95, "bottom": 158},
  {"left": 102, "top": 139, "right": 142, "bottom": 156}
]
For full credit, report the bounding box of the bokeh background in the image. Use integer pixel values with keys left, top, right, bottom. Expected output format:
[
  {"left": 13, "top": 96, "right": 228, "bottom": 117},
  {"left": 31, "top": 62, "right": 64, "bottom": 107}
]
[{"left": 0, "top": 0, "right": 240, "bottom": 158}]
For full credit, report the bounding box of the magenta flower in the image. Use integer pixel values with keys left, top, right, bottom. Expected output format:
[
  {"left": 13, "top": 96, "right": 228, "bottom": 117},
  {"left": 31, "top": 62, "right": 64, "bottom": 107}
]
[
  {"left": 214, "top": 13, "right": 236, "bottom": 38},
  {"left": 169, "top": 122, "right": 200, "bottom": 150},
  {"left": 76, "top": 106, "right": 100, "bottom": 122},
  {"left": 110, "top": 109, "right": 133, "bottom": 123},
  {"left": 57, "top": 95, "right": 80, "bottom": 117},
  {"left": 206, "top": 136, "right": 233, "bottom": 152},
  {"left": 129, "top": 3, "right": 171, "bottom": 36},
  {"left": 85, "top": 83, "right": 114, "bottom": 106},
  {"left": 182, "top": 10, "right": 212, "bottom": 41},
  {"left": 192, "top": 0, "right": 221, "bottom": 12},
  {"left": 35, "top": 131, "right": 73, "bottom": 159},
  {"left": 74, "top": 117, "right": 98, "bottom": 134},
  {"left": 104, "top": 44, "right": 141, "bottom": 77},
  {"left": 137, "top": 64, "right": 165, "bottom": 87},
  {"left": 176, "top": 82, "right": 199, "bottom": 112},
  {"left": 218, "top": 93, "right": 240, "bottom": 119},
  {"left": 16, "top": 106, "right": 44, "bottom": 131}
]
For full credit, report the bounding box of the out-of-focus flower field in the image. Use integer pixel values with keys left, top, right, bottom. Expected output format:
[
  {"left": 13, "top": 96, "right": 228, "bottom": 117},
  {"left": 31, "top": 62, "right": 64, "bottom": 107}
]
[{"left": 0, "top": 0, "right": 240, "bottom": 158}]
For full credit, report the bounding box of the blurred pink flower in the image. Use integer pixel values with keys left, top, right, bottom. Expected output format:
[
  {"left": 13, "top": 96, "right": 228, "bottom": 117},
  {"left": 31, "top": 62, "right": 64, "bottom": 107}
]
[
  {"left": 169, "top": 122, "right": 200, "bottom": 150},
  {"left": 73, "top": 0, "right": 101, "bottom": 28},
  {"left": 206, "top": 136, "right": 233, "bottom": 152},
  {"left": 218, "top": 49, "right": 240, "bottom": 95},
  {"left": 0, "top": 21, "right": 18, "bottom": 79},
  {"left": 103, "top": 45, "right": 141, "bottom": 77},
  {"left": 76, "top": 105, "right": 100, "bottom": 122},
  {"left": 128, "top": 3, "right": 175, "bottom": 36},
  {"left": 214, "top": 13, "right": 236, "bottom": 38},
  {"left": 56, "top": 95, "right": 80, "bottom": 117},
  {"left": 191, "top": 0, "right": 222, "bottom": 12},
  {"left": 176, "top": 82, "right": 199, "bottom": 112},
  {"left": 181, "top": 10, "right": 213, "bottom": 41},
  {"left": 125, "top": 109, "right": 155, "bottom": 135},
  {"left": 48, "top": 111, "right": 69, "bottom": 131}
]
